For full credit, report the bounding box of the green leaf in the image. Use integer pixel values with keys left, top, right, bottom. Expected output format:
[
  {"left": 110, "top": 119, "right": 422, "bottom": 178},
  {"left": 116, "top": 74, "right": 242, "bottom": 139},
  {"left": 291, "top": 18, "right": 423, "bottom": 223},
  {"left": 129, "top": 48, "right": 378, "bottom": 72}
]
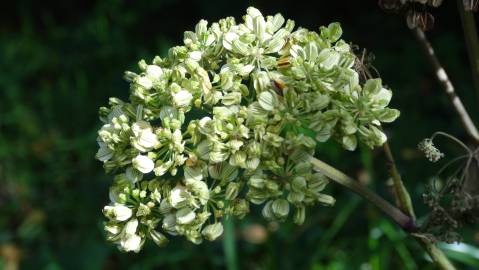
[
  {"left": 317, "top": 194, "right": 336, "bottom": 205},
  {"left": 439, "top": 243, "right": 479, "bottom": 267}
]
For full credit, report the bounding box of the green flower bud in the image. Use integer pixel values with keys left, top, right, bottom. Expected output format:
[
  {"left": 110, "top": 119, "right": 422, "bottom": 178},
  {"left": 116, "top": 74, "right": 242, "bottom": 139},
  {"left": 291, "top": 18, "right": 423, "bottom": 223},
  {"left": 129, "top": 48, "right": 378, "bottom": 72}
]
[
  {"left": 293, "top": 206, "right": 306, "bottom": 225},
  {"left": 225, "top": 182, "right": 240, "bottom": 200},
  {"left": 202, "top": 223, "right": 224, "bottom": 241},
  {"left": 231, "top": 199, "right": 249, "bottom": 218},
  {"left": 150, "top": 230, "right": 169, "bottom": 247},
  {"left": 136, "top": 203, "right": 151, "bottom": 217},
  {"left": 272, "top": 198, "right": 290, "bottom": 220},
  {"left": 137, "top": 76, "right": 153, "bottom": 90},
  {"left": 162, "top": 214, "right": 177, "bottom": 234},
  {"left": 173, "top": 90, "right": 193, "bottom": 108}
]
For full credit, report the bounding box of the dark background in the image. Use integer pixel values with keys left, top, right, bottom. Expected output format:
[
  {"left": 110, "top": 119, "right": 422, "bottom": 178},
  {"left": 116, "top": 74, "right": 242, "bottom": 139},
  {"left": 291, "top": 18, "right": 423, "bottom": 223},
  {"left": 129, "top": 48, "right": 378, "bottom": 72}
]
[{"left": 1, "top": 0, "right": 479, "bottom": 269}]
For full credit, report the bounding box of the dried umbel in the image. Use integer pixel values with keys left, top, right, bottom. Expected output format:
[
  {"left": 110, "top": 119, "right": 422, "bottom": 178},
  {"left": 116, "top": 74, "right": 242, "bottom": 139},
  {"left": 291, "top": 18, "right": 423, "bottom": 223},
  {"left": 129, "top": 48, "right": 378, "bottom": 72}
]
[
  {"left": 378, "top": 0, "right": 443, "bottom": 31},
  {"left": 419, "top": 132, "right": 479, "bottom": 243},
  {"left": 95, "top": 7, "right": 400, "bottom": 252}
]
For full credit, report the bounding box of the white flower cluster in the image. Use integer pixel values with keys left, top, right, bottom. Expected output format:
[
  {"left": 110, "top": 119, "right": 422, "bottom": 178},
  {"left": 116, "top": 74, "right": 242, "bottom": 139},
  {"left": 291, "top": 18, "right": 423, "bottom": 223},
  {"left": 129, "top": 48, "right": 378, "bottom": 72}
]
[
  {"left": 96, "top": 7, "right": 399, "bottom": 252},
  {"left": 418, "top": 138, "right": 444, "bottom": 162}
]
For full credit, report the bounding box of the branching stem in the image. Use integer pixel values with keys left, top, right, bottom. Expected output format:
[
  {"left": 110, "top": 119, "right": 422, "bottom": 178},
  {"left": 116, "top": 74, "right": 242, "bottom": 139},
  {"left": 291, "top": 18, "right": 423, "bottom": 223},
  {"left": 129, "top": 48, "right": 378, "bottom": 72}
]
[
  {"left": 311, "top": 157, "right": 457, "bottom": 270},
  {"left": 457, "top": 0, "right": 479, "bottom": 100},
  {"left": 310, "top": 157, "right": 415, "bottom": 231},
  {"left": 383, "top": 141, "right": 416, "bottom": 219},
  {"left": 413, "top": 28, "right": 479, "bottom": 145}
]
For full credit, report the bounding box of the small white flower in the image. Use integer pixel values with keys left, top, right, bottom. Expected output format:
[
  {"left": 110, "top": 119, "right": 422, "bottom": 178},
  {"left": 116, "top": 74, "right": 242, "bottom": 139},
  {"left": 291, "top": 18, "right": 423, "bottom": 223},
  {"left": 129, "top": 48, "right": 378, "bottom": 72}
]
[
  {"left": 104, "top": 204, "right": 132, "bottom": 221},
  {"left": 169, "top": 186, "right": 189, "bottom": 208},
  {"left": 176, "top": 207, "right": 196, "bottom": 224},
  {"left": 124, "top": 218, "right": 139, "bottom": 235},
  {"left": 146, "top": 65, "right": 163, "bottom": 80},
  {"left": 154, "top": 160, "right": 173, "bottom": 176},
  {"left": 188, "top": 51, "right": 203, "bottom": 61},
  {"left": 173, "top": 90, "right": 193, "bottom": 107},
  {"left": 120, "top": 233, "right": 142, "bottom": 253},
  {"left": 132, "top": 154, "right": 155, "bottom": 173},
  {"left": 137, "top": 76, "right": 153, "bottom": 90},
  {"left": 96, "top": 142, "right": 113, "bottom": 162},
  {"left": 104, "top": 223, "right": 122, "bottom": 242},
  {"left": 185, "top": 179, "right": 210, "bottom": 205},
  {"left": 132, "top": 121, "right": 158, "bottom": 151},
  {"left": 162, "top": 214, "right": 177, "bottom": 235}
]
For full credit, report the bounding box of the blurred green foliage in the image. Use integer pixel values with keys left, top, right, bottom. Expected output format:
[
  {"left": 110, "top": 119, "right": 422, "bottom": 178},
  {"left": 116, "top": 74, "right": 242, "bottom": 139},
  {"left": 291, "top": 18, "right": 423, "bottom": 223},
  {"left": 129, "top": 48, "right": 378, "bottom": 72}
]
[{"left": 1, "top": 0, "right": 478, "bottom": 269}]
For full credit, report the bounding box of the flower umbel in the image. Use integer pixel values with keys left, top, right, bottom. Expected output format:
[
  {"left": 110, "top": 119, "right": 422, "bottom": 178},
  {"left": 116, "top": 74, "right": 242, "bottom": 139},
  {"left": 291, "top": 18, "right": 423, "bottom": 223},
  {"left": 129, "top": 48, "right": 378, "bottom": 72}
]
[{"left": 96, "top": 7, "right": 399, "bottom": 252}]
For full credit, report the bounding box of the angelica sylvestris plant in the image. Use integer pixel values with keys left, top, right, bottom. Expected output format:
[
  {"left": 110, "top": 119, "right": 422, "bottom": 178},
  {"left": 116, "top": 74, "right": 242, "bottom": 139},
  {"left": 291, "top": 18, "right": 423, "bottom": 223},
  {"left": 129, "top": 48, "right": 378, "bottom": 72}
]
[{"left": 95, "top": 7, "right": 399, "bottom": 253}]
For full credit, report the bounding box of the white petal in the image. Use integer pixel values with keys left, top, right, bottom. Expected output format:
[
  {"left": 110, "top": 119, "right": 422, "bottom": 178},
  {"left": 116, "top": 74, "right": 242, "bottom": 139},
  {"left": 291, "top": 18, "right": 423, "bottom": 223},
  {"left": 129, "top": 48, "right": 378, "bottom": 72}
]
[
  {"left": 132, "top": 154, "right": 155, "bottom": 173},
  {"left": 121, "top": 234, "right": 142, "bottom": 252}
]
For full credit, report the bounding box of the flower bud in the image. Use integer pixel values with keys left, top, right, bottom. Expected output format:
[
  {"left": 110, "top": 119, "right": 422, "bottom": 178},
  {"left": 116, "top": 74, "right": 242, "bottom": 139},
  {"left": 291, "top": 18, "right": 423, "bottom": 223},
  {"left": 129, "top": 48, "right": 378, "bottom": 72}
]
[
  {"left": 173, "top": 90, "right": 193, "bottom": 107},
  {"left": 150, "top": 230, "right": 169, "bottom": 247},
  {"left": 202, "top": 223, "right": 224, "bottom": 241},
  {"left": 261, "top": 200, "right": 274, "bottom": 220},
  {"left": 231, "top": 199, "right": 249, "bottom": 218},
  {"left": 272, "top": 199, "right": 290, "bottom": 220},
  {"left": 293, "top": 206, "right": 305, "bottom": 225},
  {"left": 136, "top": 203, "right": 151, "bottom": 217},
  {"left": 146, "top": 65, "right": 163, "bottom": 80},
  {"left": 137, "top": 76, "right": 153, "bottom": 90},
  {"left": 162, "top": 214, "right": 177, "bottom": 234},
  {"left": 225, "top": 182, "right": 240, "bottom": 200}
]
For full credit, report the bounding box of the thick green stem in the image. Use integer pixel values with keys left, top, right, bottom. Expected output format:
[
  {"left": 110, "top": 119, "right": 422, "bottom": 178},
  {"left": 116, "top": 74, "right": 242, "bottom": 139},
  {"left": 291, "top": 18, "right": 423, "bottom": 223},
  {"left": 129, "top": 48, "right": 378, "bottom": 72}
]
[
  {"left": 383, "top": 142, "right": 416, "bottom": 219},
  {"left": 311, "top": 157, "right": 456, "bottom": 270},
  {"left": 457, "top": 0, "right": 479, "bottom": 100},
  {"left": 310, "top": 157, "right": 415, "bottom": 231},
  {"left": 223, "top": 216, "right": 238, "bottom": 270},
  {"left": 416, "top": 237, "right": 457, "bottom": 270}
]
